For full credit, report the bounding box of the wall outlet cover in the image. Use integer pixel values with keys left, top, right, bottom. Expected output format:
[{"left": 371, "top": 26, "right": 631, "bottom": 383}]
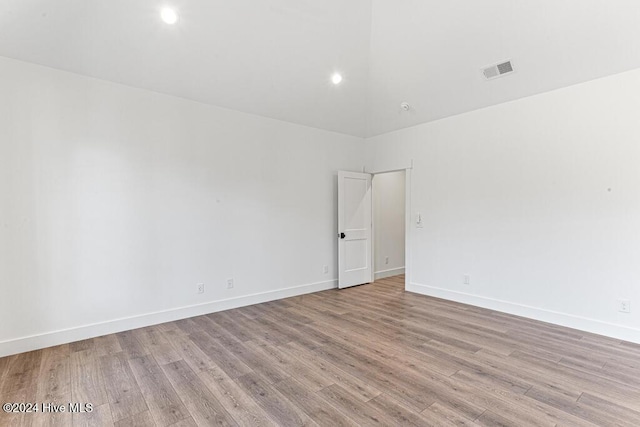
[{"left": 618, "top": 299, "right": 631, "bottom": 313}]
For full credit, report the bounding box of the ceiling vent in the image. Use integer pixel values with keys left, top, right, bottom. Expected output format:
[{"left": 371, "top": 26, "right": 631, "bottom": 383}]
[{"left": 482, "top": 60, "right": 514, "bottom": 80}]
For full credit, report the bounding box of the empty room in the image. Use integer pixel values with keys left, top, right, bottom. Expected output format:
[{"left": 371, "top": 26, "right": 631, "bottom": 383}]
[{"left": 1, "top": 1, "right": 640, "bottom": 426}]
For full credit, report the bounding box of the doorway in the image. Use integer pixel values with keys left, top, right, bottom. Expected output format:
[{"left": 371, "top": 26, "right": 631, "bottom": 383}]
[
  {"left": 372, "top": 170, "right": 406, "bottom": 281},
  {"left": 338, "top": 168, "right": 410, "bottom": 289}
]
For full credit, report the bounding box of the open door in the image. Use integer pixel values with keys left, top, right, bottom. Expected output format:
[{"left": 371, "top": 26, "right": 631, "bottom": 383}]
[{"left": 338, "top": 171, "right": 373, "bottom": 289}]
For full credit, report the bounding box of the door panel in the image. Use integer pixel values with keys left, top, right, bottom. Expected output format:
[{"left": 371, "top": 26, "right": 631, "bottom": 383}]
[
  {"left": 345, "top": 239, "right": 368, "bottom": 270},
  {"left": 338, "top": 171, "right": 372, "bottom": 289}
]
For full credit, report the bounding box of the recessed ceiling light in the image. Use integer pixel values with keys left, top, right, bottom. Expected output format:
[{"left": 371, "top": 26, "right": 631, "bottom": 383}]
[
  {"left": 331, "top": 73, "right": 343, "bottom": 85},
  {"left": 161, "top": 7, "right": 179, "bottom": 25}
]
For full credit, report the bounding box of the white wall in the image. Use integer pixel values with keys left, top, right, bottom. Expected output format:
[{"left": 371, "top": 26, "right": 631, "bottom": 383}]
[
  {"left": 366, "top": 69, "right": 640, "bottom": 343},
  {"left": 0, "top": 57, "right": 365, "bottom": 356},
  {"left": 4, "top": 53, "right": 640, "bottom": 355},
  {"left": 373, "top": 171, "right": 405, "bottom": 278}
]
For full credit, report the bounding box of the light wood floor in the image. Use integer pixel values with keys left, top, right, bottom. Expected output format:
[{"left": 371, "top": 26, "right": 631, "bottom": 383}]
[{"left": 2, "top": 275, "right": 640, "bottom": 426}]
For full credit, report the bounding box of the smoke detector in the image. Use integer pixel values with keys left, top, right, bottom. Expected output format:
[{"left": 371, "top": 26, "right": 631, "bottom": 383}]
[
  {"left": 400, "top": 102, "right": 411, "bottom": 111},
  {"left": 482, "top": 60, "right": 514, "bottom": 80}
]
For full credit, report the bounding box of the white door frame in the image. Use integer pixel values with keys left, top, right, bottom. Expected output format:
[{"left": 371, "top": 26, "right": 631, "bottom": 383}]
[{"left": 368, "top": 166, "right": 412, "bottom": 291}]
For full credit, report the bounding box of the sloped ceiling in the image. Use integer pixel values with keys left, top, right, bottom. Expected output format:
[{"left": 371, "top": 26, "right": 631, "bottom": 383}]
[
  {"left": 368, "top": 0, "right": 640, "bottom": 136},
  {"left": 1, "top": 0, "right": 640, "bottom": 137},
  {"left": 0, "top": 0, "right": 372, "bottom": 136}
]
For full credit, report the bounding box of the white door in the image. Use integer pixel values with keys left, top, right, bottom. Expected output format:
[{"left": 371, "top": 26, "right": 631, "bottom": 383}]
[{"left": 338, "top": 171, "right": 373, "bottom": 289}]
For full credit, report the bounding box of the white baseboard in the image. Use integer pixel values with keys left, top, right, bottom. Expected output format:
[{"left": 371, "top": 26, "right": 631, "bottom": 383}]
[
  {"left": 0, "top": 279, "right": 338, "bottom": 358},
  {"left": 375, "top": 267, "right": 405, "bottom": 280},
  {"left": 406, "top": 282, "right": 640, "bottom": 345}
]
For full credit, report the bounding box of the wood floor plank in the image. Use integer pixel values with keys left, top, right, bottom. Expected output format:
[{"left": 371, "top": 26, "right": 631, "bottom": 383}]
[
  {"left": 189, "top": 331, "right": 252, "bottom": 379},
  {"left": 159, "top": 330, "right": 219, "bottom": 372},
  {"left": 217, "top": 340, "right": 291, "bottom": 385},
  {"left": 450, "top": 370, "right": 595, "bottom": 427},
  {"left": 298, "top": 294, "right": 351, "bottom": 315},
  {"left": 348, "top": 308, "right": 491, "bottom": 354},
  {"left": 239, "top": 311, "right": 326, "bottom": 350},
  {"left": 115, "top": 331, "right": 147, "bottom": 360},
  {"left": 272, "top": 377, "right": 357, "bottom": 427},
  {"left": 525, "top": 386, "right": 636, "bottom": 427},
  {"left": 511, "top": 350, "right": 640, "bottom": 412},
  {"left": 453, "top": 371, "right": 593, "bottom": 427},
  {"left": 153, "top": 322, "right": 184, "bottom": 336},
  {"left": 311, "top": 314, "right": 461, "bottom": 377},
  {"left": 207, "top": 312, "right": 254, "bottom": 342},
  {"left": 577, "top": 393, "right": 640, "bottom": 424},
  {"left": 475, "top": 409, "right": 519, "bottom": 427},
  {"left": 131, "top": 328, "right": 181, "bottom": 366},
  {"left": 244, "top": 340, "right": 333, "bottom": 392},
  {"left": 72, "top": 403, "right": 114, "bottom": 427},
  {"left": 303, "top": 330, "right": 480, "bottom": 415},
  {"left": 468, "top": 349, "right": 584, "bottom": 402},
  {"left": 0, "top": 354, "right": 16, "bottom": 390},
  {"left": 70, "top": 349, "right": 108, "bottom": 407},
  {"left": 368, "top": 393, "right": 446, "bottom": 427},
  {"left": 99, "top": 352, "right": 149, "bottom": 423},
  {"left": 233, "top": 304, "right": 263, "bottom": 320},
  {"left": 113, "top": 410, "right": 156, "bottom": 427},
  {"left": 69, "top": 340, "right": 94, "bottom": 354},
  {"left": 343, "top": 308, "right": 483, "bottom": 355},
  {"left": 235, "top": 372, "right": 317, "bottom": 426},
  {"left": 173, "top": 319, "right": 202, "bottom": 336},
  {"left": 93, "top": 335, "right": 123, "bottom": 358},
  {"left": 217, "top": 312, "right": 291, "bottom": 347},
  {"left": 1, "top": 350, "right": 43, "bottom": 397},
  {"left": 160, "top": 330, "right": 277, "bottom": 426},
  {"left": 318, "top": 383, "right": 399, "bottom": 425},
  {"left": 423, "top": 402, "right": 481, "bottom": 426},
  {"left": 598, "top": 361, "right": 640, "bottom": 390},
  {"left": 29, "top": 345, "right": 72, "bottom": 427},
  {"left": 278, "top": 341, "right": 382, "bottom": 402},
  {"left": 300, "top": 341, "right": 435, "bottom": 411},
  {"left": 196, "top": 368, "right": 277, "bottom": 427},
  {"left": 449, "top": 361, "right": 531, "bottom": 396},
  {"left": 35, "top": 344, "right": 70, "bottom": 402},
  {"left": 0, "top": 351, "right": 43, "bottom": 427},
  {"left": 127, "top": 355, "right": 190, "bottom": 427},
  {"left": 166, "top": 417, "right": 197, "bottom": 427},
  {"left": 271, "top": 305, "right": 314, "bottom": 325},
  {"left": 5, "top": 275, "right": 640, "bottom": 426},
  {"left": 160, "top": 360, "right": 238, "bottom": 427}
]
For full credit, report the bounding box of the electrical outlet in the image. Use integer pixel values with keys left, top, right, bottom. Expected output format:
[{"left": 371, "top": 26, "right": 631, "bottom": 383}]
[
  {"left": 323, "top": 265, "right": 329, "bottom": 274},
  {"left": 197, "top": 283, "right": 205, "bottom": 294},
  {"left": 227, "top": 278, "right": 234, "bottom": 289},
  {"left": 463, "top": 275, "right": 470, "bottom": 285},
  {"left": 618, "top": 299, "right": 631, "bottom": 313},
  {"left": 385, "top": 256, "right": 389, "bottom": 265}
]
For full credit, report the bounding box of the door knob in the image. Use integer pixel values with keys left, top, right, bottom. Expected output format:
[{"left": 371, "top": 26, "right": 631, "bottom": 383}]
[{"left": 340, "top": 232, "right": 346, "bottom": 239}]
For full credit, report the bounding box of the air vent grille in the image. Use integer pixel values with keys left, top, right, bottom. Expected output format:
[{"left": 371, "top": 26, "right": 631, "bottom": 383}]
[{"left": 483, "top": 60, "right": 514, "bottom": 80}]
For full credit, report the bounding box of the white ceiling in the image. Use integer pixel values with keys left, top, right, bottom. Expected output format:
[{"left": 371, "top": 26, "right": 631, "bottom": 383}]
[
  {"left": 2, "top": 1, "right": 640, "bottom": 137},
  {"left": 368, "top": 0, "right": 640, "bottom": 136},
  {"left": 0, "top": 0, "right": 372, "bottom": 136}
]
